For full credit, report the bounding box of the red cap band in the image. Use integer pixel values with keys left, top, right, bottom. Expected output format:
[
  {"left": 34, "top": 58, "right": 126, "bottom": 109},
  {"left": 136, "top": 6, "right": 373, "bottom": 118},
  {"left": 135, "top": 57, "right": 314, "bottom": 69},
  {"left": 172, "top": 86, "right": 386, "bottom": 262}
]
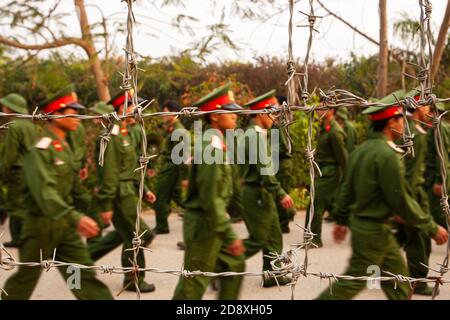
[
  {"left": 249, "top": 97, "right": 278, "bottom": 110},
  {"left": 371, "top": 106, "right": 402, "bottom": 121},
  {"left": 111, "top": 94, "right": 130, "bottom": 109},
  {"left": 199, "top": 94, "right": 234, "bottom": 111},
  {"left": 43, "top": 94, "right": 78, "bottom": 113}
]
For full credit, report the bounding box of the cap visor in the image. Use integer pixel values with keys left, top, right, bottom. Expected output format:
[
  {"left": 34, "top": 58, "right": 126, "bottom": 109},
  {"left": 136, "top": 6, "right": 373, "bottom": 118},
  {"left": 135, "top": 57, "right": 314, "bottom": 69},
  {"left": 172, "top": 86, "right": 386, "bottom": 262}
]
[
  {"left": 222, "top": 103, "right": 243, "bottom": 111},
  {"left": 67, "top": 102, "right": 85, "bottom": 110}
]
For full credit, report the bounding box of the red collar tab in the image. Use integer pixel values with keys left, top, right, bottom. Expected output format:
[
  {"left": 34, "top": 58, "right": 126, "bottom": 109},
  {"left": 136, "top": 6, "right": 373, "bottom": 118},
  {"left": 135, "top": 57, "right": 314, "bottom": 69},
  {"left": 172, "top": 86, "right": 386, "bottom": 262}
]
[
  {"left": 120, "top": 127, "right": 128, "bottom": 136},
  {"left": 199, "top": 92, "right": 234, "bottom": 111},
  {"left": 325, "top": 124, "right": 331, "bottom": 132},
  {"left": 249, "top": 97, "right": 278, "bottom": 110},
  {"left": 371, "top": 106, "right": 403, "bottom": 121},
  {"left": 52, "top": 140, "right": 64, "bottom": 152},
  {"left": 43, "top": 93, "right": 78, "bottom": 113}
]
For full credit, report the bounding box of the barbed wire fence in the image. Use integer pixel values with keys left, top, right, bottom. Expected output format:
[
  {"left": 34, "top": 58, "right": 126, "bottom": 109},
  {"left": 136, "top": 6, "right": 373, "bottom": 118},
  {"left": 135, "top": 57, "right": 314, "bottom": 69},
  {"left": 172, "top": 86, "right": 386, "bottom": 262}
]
[{"left": 0, "top": 0, "right": 449, "bottom": 300}]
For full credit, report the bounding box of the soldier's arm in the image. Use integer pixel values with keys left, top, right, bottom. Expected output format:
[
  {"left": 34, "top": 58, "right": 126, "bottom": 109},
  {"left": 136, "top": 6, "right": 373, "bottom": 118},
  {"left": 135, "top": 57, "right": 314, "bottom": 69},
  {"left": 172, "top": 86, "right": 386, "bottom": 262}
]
[
  {"left": 197, "top": 162, "right": 237, "bottom": 246},
  {"left": 0, "top": 125, "right": 20, "bottom": 177},
  {"left": 330, "top": 130, "right": 348, "bottom": 176},
  {"left": 333, "top": 163, "right": 354, "bottom": 226},
  {"left": 96, "top": 137, "right": 121, "bottom": 212},
  {"left": 257, "top": 133, "right": 287, "bottom": 199},
  {"left": 24, "top": 149, "right": 83, "bottom": 226},
  {"left": 71, "top": 167, "right": 91, "bottom": 213},
  {"left": 380, "top": 152, "right": 438, "bottom": 236}
]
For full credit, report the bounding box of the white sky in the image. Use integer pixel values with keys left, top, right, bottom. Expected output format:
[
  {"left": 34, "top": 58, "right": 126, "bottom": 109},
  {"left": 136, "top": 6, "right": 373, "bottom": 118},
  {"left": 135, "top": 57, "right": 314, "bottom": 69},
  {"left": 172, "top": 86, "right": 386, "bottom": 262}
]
[{"left": 1, "top": 0, "right": 448, "bottom": 63}]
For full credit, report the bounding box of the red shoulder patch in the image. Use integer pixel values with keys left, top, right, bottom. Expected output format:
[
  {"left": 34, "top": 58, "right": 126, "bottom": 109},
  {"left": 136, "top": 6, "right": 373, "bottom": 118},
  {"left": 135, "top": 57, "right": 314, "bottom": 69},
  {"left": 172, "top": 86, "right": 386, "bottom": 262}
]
[
  {"left": 120, "top": 128, "right": 128, "bottom": 136},
  {"left": 325, "top": 124, "right": 331, "bottom": 132},
  {"left": 52, "top": 140, "right": 63, "bottom": 152}
]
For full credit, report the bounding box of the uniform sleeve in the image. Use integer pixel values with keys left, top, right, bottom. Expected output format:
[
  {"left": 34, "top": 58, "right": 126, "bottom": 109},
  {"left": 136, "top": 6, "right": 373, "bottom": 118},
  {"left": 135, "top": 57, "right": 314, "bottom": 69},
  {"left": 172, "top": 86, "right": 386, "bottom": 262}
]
[
  {"left": 71, "top": 168, "right": 91, "bottom": 213},
  {"left": 96, "top": 137, "right": 120, "bottom": 212},
  {"left": 0, "top": 125, "right": 20, "bottom": 178},
  {"left": 380, "top": 152, "right": 438, "bottom": 236},
  {"left": 196, "top": 162, "right": 237, "bottom": 246},
  {"left": 24, "top": 149, "right": 83, "bottom": 226},
  {"left": 330, "top": 130, "right": 348, "bottom": 178},
  {"left": 333, "top": 163, "right": 354, "bottom": 226},
  {"left": 257, "top": 133, "right": 287, "bottom": 199}
]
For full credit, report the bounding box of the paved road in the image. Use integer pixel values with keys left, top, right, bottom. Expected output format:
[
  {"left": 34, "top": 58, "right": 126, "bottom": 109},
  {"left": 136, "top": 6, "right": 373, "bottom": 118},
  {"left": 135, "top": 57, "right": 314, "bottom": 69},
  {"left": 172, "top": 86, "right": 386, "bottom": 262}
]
[{"left": 1, "top": 210, "right": 448, "bottom": 300}]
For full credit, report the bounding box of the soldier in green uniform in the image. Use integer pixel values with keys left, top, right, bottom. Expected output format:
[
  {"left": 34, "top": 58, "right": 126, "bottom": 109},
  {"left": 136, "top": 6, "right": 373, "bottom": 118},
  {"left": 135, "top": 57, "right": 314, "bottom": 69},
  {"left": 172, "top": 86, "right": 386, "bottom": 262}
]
[
  {"left": 153, "top": 100, "right": 188, "bottom": 234},
  {"left": 67, "top": 120, "right": 88, "bottom": 181},
  {"left": 88, "top": 91, "right": 157, "bottom": 293},
  {"left": 1, "top": 86, "right": 114, "bottom": 300},
  {"left": 272, "top": 94, "right": 295, "bottom": 233},
  {"left": 173, "top": 83, "right": 246, "bottom": 300},
  {"left": 425, "top": 103, "right": 450, "bottom": 228},
  {"left": 0, "top": 93, "right": 38, "bottom": 248},
  {"left": 305, "top": 101, "right": 347, "bottom": 247},
  {"left": 241, "top": 90, "right": 294, "bottom": 287},
  {"left": 335, "top": 107, "right": 358, "bottom": 154},
  {"left": 317, "top": 98, "right": 448, "bottom": 300},
  {"left": 394, "top": 89, "right": 437, "bottom": 295}
]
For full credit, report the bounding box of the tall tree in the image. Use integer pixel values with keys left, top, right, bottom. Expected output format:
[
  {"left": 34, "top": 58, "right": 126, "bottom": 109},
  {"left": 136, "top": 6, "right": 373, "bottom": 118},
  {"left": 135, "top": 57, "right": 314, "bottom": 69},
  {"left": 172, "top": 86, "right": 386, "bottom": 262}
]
[
  {"left": 377, "top": 0, "right": 388, "bottom": 98},
  {"left": 431, "top": 0, "right": 450, "bottom": 82}
]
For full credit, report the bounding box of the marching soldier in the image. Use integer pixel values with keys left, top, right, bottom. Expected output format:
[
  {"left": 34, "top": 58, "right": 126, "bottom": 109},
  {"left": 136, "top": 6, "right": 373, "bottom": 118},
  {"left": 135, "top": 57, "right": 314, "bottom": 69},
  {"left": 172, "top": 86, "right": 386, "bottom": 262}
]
[
  {"left": 425, "top": 103, "right": 450, "bottom": 228},
  {"left": 173, "top": 83, "right": 246, "bottom": 300},
  {"left": 395, "top": 89, "right": 436, "bottom": 295},
  {"left": 88, "top": 91, "right": 156, "bottom": 293},
  {"left": 317, "top": 95, "right": 448, "bottom": 300},
  {"left": 335, "top": 107, "right": 358, "bottom": 154},
  {"left": 241, "top": 90, "right": 294, "bottom": 287},
  {"left": 0, "top": 93, "right": 38, "bottom": 248},
  {"left": 272, "top": 93, "right": 295, "bottom": 233},
  {"left": 305, "top": 100, "right": 347, "bottom": 247},
  {"left": 1, "top": 86, "right": 113, "bottom": 300},
  {"left": 153, "top": 100, "right": 188, "bottom": 234}
]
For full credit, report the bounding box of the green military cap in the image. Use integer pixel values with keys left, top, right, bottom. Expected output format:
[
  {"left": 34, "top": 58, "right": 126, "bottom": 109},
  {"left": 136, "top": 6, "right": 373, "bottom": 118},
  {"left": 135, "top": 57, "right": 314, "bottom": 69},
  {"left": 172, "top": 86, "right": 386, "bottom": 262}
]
[
  {"left": 0, "top": 93, "right": 28, "bottom": 114},
  {"left": 362, "top": 90, "right": 405, "bottom": 121},
  {"left": 40, "top": 84, "right": 85, "bottom": 113},
  {"left": 90, "top": 101, "right": 114, "bottom": 115},
  {"left": 336, "top": 107, "right": 348, "bottom": 120},
  {"left": 244, "top": 89, "right": 278, "bottom": 110},
  {"left": 191, "top": 83, "right": 242, "bottom": 111}
]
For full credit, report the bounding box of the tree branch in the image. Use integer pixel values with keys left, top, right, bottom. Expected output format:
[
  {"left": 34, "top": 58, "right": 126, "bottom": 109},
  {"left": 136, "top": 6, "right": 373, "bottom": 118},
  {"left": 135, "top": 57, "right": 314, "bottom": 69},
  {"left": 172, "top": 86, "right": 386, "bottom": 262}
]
[{"left": 0, "top": 35, "right": 89, "bottom": 51}]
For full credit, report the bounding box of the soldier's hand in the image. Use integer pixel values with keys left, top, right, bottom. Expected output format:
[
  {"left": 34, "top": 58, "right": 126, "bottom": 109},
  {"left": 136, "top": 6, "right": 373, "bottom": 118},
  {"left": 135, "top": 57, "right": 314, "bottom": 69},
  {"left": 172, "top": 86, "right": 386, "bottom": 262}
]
[
  {"left": 79, "top": 167, "right": 89, "bottom": 181},
  {"left": 181, "top": 179, "right": 189, "bottom": 190},
  {"left": 77, "top": 216, "right": 100, "bottom": 238},
  {"left": 280, "top": 195, "right": 294, "bottom": 209},
  {"left": 432, "top": 225, "right": 449, "bottom": 245},
  {"left": 147, "top": 169, "right": 156, "bottom": 178},
  {"left": 433, "top": 183, "right": 443, "bottom": 197},
  {"left": 100, "top": 211, "right": 113, "bottom": 225},
  {"left": 227, "top": 239, "right": 245, "bottom": 256},
  {"left": 333, "top": 224, "right": 348, "bottom": 243},
  {"left": 145, "top": 191, "right": 157, "bottom": 204}
]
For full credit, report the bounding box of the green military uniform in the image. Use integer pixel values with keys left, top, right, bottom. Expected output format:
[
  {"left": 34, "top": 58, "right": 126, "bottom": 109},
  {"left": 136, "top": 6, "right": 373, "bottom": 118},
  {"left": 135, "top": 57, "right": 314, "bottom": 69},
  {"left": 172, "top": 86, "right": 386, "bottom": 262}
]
[
  {"left": 336, "top": 108, "right": 357, "bottom": 153},
  {"left": 153, "top": 120, "right": 187, "bottom": 233},
  {"left": 425, "top": 108, "right": 450, "bottom": 227},
  {"left": 173, "top": 83, "right": 245, "bottom": 300},
  {"left": 0, "top": 94, "right": 38, "bottom": 246},
  {"left": 1, "top": 87, "right": 113, "bottom": 300},
  {"left": 273, "top": 122, "right": 295, "bottom": 233},
  {"left": 67, "top": 122, "right": 87, "bottom": 171},
  {"left": 395, "top": 98, "right": 435, "bottom": 293},
  {"left": 306, "top": 118, "right": 347, "bottom": 246},
  {"left": 88, "top": 93, "right": 154, "bottom": 291},
  {"left": 240, "top": 91, "right": 291, "bottom": 285},
  {"left": 317, "top": 101, "right": 438, "bottom": 300}
]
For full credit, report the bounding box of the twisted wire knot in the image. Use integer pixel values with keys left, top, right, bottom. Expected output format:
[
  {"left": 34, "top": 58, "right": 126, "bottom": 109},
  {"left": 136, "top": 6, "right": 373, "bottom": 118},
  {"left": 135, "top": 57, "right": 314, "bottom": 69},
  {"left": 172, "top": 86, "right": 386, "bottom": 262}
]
[{"left": 100, "top": 265, "right": 115, "bottom": 274}]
